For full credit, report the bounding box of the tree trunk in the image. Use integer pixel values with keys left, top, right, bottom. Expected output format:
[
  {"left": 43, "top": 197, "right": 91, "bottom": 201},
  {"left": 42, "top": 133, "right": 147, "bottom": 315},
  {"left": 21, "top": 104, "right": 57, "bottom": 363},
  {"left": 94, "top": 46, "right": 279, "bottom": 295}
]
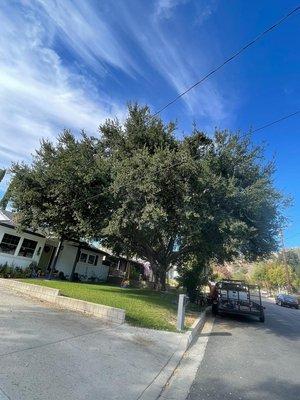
[
  {"left": 126, "top": 257, "right": 130, "bottom": 280},
  {"left": 70, "top": 245, "right": 81, "bottom": 281},
  {"left": 151, "top": 259, "right": 168, "bottom": 291},
  {"left": 152, "top": 269, "right": 162, "bottom": 291},
  {"left": 159, "top": 269, "right": 167, "bottom": 291},
  {"left": 48, "top": 237, "right": 64, "bottom": 280}
]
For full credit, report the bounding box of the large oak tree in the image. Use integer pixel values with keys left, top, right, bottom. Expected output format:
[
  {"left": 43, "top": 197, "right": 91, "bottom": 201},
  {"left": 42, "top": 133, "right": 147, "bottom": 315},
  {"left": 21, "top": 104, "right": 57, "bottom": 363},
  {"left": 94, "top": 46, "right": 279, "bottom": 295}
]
[
  {"left": 3, "top": 105, "right": 285, "bottom": 290},
  {"left": 98, "top": 105, "right": 285, "bottom": 290}
]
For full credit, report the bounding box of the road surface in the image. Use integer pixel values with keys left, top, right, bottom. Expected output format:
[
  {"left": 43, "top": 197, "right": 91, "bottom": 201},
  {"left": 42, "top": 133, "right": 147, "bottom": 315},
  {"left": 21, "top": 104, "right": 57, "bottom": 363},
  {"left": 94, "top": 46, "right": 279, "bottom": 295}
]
[{"left": 188, "top": 298, "right": 300, "bottom": 400}]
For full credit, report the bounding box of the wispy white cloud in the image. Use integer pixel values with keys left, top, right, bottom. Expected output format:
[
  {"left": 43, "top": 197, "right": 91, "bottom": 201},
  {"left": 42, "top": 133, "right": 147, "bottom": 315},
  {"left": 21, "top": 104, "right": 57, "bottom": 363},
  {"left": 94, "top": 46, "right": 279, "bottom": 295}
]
[
  {"left": 193, "top": 0, "right": 217, "bottom": 26},
  {"left": 118, "top": 1, "right": 231, "bottom": 122},
  {"left": 0, "top": 0, "right": 235, "bottom": 172},
  {"left": 34, "top": 0, "right": 139, "bottom": 77},
  {"left": 155, "top": 0, "right": 188, "bottom": 19},
  {"left": 0, "top": 1, "right": 125, "bottom": 167}
]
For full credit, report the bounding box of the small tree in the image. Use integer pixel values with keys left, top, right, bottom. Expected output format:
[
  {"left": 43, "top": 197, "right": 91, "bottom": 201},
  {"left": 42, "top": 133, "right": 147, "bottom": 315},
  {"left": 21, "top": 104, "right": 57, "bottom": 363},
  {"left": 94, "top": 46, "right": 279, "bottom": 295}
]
[
  {"left": 5, "top": 131, "right": 110, "bottom": 279},
  {"left": 177, "top": 256, "right": 210, "bottom": 301},
  {"left": 278, "top": 249, "right": 300, "bottom": 277},
  {"left": 251, "top": 260, "right": 298, "bottom": 293}
]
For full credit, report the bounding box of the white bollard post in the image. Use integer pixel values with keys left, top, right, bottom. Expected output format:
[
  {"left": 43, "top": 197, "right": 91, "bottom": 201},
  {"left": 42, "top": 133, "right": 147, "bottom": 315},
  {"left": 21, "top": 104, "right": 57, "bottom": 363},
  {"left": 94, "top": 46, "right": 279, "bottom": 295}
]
[{"left": 177, "top": 294, "right": 186, "bottom": 331}]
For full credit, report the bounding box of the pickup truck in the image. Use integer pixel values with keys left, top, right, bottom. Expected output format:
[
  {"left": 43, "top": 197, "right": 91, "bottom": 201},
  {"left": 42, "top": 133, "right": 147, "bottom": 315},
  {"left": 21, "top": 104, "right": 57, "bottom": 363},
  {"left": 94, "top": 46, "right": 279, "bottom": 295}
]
[{"left": 212, "top": 279, "right": 265, "bottom": 322}]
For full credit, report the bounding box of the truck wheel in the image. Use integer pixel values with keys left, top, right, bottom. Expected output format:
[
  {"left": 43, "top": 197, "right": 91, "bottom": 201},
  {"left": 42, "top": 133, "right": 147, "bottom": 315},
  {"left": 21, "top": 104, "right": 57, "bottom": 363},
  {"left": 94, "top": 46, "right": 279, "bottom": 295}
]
[
  {"left": 212, "top": 303, "right": 218, "bottom": 315},
  {"left": 259, "top": 313, "right": 265, "bottom": 323}
]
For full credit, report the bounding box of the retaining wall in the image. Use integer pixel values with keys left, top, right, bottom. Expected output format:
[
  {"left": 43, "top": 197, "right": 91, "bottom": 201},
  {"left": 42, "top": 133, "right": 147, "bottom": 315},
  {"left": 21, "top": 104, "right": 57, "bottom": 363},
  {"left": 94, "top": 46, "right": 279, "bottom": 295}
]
[
  {"left": 0, "top": 278, "right": 125, "bottom": 324},
  {"left": 0, "top": 278, "right": 59, "bottom": 301}
]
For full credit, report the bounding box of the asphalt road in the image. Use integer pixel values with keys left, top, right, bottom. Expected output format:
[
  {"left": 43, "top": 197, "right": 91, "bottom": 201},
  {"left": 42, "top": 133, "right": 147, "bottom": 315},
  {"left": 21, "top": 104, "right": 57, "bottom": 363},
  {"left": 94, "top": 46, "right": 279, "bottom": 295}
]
[{"left": 188, "top": 298, "right": 300, "bottom": 400}]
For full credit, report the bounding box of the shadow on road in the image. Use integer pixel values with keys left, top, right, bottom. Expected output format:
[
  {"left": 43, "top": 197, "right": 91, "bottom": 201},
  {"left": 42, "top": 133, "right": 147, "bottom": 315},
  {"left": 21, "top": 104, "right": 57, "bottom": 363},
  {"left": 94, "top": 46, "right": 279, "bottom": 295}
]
[
  {"left": 188, "top": 375, "right": 300, "bottom": 400},
  {"left": 213, "top": 302, "right": 300, "bottom": 341},
  {"left": 199, "top": 331, "right": 232, "bottom": 337}
]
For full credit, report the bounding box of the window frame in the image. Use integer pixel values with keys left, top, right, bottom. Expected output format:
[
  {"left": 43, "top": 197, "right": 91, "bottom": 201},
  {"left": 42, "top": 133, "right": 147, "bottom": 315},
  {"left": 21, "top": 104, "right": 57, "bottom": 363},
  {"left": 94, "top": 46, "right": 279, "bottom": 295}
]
[
  {"left": 79, "top": 252, "right": 88, "bottom": 263},
  {"left": 88, "top": 254, "right": 96, "bottom": 265},
  {"left": 18, "top": 238, "right": 38, "bottom": 259},
  {"left": 0, "top": 233, "right": 21, "bottom": 255}
]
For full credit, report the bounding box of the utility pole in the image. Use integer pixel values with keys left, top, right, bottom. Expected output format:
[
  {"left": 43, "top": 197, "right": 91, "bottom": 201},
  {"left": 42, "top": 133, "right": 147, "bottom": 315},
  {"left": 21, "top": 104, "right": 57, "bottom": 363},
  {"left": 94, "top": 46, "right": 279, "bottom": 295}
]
[{"left": 279, "top": 229, "right": 292, "bottom": 293}]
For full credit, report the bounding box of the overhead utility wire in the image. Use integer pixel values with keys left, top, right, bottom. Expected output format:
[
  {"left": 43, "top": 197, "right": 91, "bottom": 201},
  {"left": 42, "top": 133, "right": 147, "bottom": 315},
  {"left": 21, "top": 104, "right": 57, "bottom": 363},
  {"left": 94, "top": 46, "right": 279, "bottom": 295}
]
[
  {"left": 153, "top": 6, "right": 300, "bottom": 116},
  {"left": 21, "top": 7, "right": 300, "bottom": 212},
  {"left": 252, "top": 110, "right": 300, "bottom": 133},
  {"left": 65, "top": 108, "right": 300, "bottom": 211}
]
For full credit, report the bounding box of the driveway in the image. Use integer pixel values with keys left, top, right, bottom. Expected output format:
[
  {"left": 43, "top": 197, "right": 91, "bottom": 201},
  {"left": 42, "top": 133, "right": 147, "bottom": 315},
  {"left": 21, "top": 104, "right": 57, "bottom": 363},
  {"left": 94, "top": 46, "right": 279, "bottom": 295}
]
[
  {"left": 188, "top": 298, "right": 300, "bottom": 400},
  {"left": 0, "top": 287, "right": 182, "bottom": 400}
]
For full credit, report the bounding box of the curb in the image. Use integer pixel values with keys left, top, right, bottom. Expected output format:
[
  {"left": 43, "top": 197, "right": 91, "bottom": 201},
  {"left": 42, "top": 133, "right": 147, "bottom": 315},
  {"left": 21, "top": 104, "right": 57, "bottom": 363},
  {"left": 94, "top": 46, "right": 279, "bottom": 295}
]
[
  {"left": 0, "top": 278, "right": 125, "bottom": 324},
  {"left": 138, "top": 307, "right": 209, "bottom": 400},
  {"left": 159, "top": 315, "right": 214, "bottom": 400}
]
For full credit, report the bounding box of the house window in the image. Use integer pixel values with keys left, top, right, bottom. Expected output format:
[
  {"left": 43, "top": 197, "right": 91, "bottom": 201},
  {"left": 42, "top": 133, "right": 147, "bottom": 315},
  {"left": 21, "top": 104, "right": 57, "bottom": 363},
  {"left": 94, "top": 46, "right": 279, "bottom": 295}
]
[
  {"left": 79, "top": 252, "right": 87, "bottom": 263},
  {"left": 0, "top": 233, "right": 20, "bottom": 255},
  {"left": 88, "top": 254, "right": 96, "bottom": 265},
  {"left": 18, "top": 238, "right": 38, "bottom": 258}
]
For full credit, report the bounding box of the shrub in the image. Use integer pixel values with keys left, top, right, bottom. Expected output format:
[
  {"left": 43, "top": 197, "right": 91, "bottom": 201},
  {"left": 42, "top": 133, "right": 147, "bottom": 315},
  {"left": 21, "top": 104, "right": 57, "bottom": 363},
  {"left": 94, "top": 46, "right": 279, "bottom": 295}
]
[
  {"left": 58, "top": 271, "right": 66, "bottom": 280},
  {"left": 0, "top": 263, "right": 34, "bottom": 278}
]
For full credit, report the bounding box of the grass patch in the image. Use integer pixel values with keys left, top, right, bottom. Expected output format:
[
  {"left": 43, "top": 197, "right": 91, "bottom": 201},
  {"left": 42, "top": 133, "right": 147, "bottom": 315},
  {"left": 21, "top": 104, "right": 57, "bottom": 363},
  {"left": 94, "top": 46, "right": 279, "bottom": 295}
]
[{"left": 20, "top": 279, "right": 200, "bottom": 331}]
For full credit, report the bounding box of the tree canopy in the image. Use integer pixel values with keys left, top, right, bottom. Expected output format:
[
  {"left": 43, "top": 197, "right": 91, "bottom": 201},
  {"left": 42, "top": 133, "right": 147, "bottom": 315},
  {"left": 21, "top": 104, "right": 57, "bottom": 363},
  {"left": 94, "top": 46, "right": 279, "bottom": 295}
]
[
  {"left": 278, "top": 248, "right": 300, "bottom": 277},
  {"left": 4, "top": 131, "right": 110, "bottom": 277},
  {"left": 98, "top": 105, "right": 284, "bottom": 289},
  {"left": 251, "top": 260, "right": 299, "bottom": 293},
  {"left": 2, "top": 104, "right": 286, "bottom": 289}
]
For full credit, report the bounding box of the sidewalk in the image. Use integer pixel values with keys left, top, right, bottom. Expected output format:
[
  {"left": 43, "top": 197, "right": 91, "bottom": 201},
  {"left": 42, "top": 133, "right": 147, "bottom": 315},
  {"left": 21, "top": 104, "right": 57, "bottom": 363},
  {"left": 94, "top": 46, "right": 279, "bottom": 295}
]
[{"left": 0, "top": 287, "right": 183, "bottom": 400}]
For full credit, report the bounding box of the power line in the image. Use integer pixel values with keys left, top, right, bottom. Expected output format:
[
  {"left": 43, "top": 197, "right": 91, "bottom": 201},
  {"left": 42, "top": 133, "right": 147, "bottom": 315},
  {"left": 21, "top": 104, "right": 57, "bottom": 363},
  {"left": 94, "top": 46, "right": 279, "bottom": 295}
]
[
  {"left": 5, "top": 9, "right": 300, "bottom": 214},
  {"left": 32, "top": 109, "right": 300, "bottom": 211},
  {"left": 74, "top": 110, "right": 300, "bottom": 212},
  {"left": 252, "top": 110, "right": 300, "bottom": 133},
  {"left": 153, "top": 6, "right": 300, "bottom": 116}
]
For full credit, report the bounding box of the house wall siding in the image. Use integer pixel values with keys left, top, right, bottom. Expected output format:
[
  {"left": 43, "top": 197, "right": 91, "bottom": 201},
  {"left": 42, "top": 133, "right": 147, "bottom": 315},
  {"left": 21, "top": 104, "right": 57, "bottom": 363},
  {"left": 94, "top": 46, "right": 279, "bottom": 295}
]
[
  {"left": 0, "top": 225, "right": 109, "bottom": 281},
  {"left": 55, "top": 242, "right": 109, "bottom": 281},
  {"left": 55, "top": 243, "right": 77, "bottom": 274},
  {"left": 0, "top": 225, "right": 46, "bottom": 268}
]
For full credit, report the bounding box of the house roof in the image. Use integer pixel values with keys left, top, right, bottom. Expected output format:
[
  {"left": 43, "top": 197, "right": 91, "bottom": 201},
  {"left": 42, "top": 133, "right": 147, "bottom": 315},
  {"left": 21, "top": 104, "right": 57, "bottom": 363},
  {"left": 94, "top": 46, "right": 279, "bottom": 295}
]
[
  {"left": 0, "top": 209, "right": 45, "bottom": 238},
  {"left": 75, "top": 242, "right": 110, "bottom": 256},
  {"left": 96, "top": 245, "right": 146, "bottom": 267},
  {"left": 0, "top": 209, "right": 15, "bottom": 226}
]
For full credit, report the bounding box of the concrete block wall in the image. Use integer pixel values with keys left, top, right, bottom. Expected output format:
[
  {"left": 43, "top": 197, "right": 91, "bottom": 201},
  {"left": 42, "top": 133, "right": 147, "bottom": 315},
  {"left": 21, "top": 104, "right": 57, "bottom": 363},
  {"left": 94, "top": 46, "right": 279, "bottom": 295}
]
[
  {"left": 0, "top": 278, "right": 59, "bottom": 301},
  {"left": 55, "top": 296, "right": 125, "bottom": 323},
  {"left": 0, "top": 279, "right": 125, "bottom": 324}
]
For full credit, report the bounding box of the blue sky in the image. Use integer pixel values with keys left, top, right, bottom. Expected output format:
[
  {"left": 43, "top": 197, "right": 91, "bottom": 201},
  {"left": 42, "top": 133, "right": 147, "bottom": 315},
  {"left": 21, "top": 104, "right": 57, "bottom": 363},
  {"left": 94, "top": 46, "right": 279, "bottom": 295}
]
[{"left": 0, "top": 0, "right": 299, "bottom": 246}]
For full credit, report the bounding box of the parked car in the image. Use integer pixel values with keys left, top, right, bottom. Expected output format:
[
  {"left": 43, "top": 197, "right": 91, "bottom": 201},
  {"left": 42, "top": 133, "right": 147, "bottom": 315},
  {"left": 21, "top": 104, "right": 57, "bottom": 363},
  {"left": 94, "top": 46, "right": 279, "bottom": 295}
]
[{"left": 275, "top": 294, "right": 299, "bottom": 309}]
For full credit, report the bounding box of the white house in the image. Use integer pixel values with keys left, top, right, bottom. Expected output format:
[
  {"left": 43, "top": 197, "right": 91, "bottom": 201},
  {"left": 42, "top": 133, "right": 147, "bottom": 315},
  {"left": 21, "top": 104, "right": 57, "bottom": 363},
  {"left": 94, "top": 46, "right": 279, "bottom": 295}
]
[{"left": 0, "top": 210, "right": 110, "bottom": 281}]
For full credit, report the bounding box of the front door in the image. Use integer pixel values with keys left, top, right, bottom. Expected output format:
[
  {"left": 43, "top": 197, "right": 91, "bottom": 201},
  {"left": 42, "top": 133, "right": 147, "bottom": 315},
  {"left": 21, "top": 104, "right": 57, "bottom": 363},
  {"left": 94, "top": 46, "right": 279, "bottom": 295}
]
[{"left": 38, "top": 245, "right": 56, "bottom": 272}]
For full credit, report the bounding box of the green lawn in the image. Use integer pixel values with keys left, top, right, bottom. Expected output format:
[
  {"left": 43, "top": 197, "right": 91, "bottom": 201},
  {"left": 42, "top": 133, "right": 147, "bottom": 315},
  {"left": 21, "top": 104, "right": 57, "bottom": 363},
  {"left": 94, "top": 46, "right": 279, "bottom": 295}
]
[{"left": 20, "top": 279, "right": 197, "bottom": 331}]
